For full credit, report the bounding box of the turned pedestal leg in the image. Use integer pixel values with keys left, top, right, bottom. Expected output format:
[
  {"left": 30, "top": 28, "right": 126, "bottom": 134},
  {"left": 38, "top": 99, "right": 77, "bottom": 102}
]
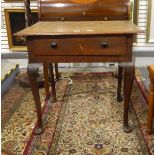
[
  {"left": 54, "top": 63, "right": 60, "bottom": 80},
  {"left": 43, "top": 63, "right": 50, "bottom": 99},
  {"left": 27, "top": 63, "right": 43, "bottom": 134},
  {"left": 117, "top": 65, "right": 123, "bottom": 102},
  {"left": 49, "top": 63, "right": 57, "bottom": 101}
]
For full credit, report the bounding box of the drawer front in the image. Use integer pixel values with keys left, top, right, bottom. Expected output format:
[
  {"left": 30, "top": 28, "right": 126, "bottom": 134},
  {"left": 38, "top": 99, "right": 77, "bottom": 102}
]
[{"left": 33, "top": 36, "right": 127, "bottom": 56}]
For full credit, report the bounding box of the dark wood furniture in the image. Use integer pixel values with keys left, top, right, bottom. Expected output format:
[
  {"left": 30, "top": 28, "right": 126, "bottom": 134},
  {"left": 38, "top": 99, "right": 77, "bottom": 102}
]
[
  {"left": 147, "top": 65, "right": 154, "bottom": 134},
  {"left": 16, "top": 0, "right": 141, "bottom": 134},
  {"left": 24, "top": 0, "right": 59, "bottom": 94}
]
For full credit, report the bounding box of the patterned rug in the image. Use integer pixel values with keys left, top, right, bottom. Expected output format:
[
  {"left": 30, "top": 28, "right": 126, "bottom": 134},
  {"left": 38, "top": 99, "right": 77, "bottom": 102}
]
[{"left": 1, "top": 72, "right": 154, "bottom": 155}]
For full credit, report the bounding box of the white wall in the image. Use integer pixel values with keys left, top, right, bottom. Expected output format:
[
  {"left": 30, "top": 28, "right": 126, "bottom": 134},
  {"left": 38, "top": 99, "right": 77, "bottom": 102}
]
[{"left": 1, "top": 0, "right": 154, "bottom": 68}]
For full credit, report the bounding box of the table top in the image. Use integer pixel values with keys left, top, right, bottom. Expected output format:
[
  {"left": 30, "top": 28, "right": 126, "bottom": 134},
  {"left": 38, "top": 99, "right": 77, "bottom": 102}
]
[{"left": 15, "top": 20, "right": 142, "bottom": 36}]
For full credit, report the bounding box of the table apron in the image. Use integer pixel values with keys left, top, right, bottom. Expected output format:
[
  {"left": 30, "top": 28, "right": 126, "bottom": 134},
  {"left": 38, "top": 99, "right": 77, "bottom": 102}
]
[{"left": 28, "top": 55, "right": 132, "bottom": 63}]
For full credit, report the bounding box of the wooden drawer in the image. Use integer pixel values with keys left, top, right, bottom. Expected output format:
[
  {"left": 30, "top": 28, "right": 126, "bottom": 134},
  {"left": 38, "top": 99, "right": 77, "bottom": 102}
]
[{"left": 32, "top": 36, "right": 127, "bottom": 56}]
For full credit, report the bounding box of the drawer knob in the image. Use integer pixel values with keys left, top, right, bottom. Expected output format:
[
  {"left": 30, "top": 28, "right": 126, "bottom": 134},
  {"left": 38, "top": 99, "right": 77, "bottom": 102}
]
[
  {"left": 101, "top": 42, "right": 108, "bottom": 48},
  {"left": 51, "top": 42, "right": 57, "bottom": 48}
]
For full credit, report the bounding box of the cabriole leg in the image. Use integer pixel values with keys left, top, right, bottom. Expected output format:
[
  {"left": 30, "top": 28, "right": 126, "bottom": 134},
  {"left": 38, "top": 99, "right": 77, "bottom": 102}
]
[
  {"left": 27, "top": 63, "right": 43, "bottom": 134},
  {"left": 123, "top": 64, "right": 135, "bottom": 133},
  {"left": 43, "top": 63, "right": 50, "bottom": 99},
  {"left": 49, "top": 63, "right": 57, "bottom": 101},
  {"left": 117, "top": 65, "right": 123, "bottom": 102},
  {"left": 55, "top": 63, "right": 60, "bottom": 80}
]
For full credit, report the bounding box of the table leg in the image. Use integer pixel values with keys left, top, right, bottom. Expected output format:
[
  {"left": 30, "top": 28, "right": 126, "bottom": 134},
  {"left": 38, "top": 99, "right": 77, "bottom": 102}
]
[
  {"left": 43, "top": 63, "right": 50, "bottom": 99},
  {"left": 117, "top": 65, "right": 123, "bottom": 102},
  {"left": 49, "top": 63, "right": 57, "bottom": 101},
  {"left": 27, "top": 63, "right": 43, "bottom": 134},
  {"left": 123, "top": 64, "right": 135, "bottom": 133},
  {"left": 55, "top": 63, "right": 60, "bottom": 80}
]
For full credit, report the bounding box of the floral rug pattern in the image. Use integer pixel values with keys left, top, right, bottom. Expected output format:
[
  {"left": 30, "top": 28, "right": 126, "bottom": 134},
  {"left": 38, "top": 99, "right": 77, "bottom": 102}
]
[
  {"left": 1, "top": 79, "right": 68, "bottom": 154},
  {"left": 1, "top": 81, "right": 28, "bottom": 130},
  {"left": 50, "top": 73, "right": 152, "bottom": 155},
  {"left": 1, "top": 72, "right": 154, "bottom": 155}
]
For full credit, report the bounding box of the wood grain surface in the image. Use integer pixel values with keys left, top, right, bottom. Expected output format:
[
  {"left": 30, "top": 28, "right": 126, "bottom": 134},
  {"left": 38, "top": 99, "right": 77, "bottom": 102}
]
[
  {"left": 15, "top": 21, "right": 141, "bottom": 36},
  {"left": 38, "top": 0, "right": 129, "bottom": 21},
  {"left": 32, "top": 35, "right": 127, "bottom": 56}
]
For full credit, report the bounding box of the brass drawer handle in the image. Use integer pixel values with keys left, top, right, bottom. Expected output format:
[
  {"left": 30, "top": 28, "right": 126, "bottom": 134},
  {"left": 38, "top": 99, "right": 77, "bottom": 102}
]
[
  {"left": 50, "top": 42, "right": 57, "bottom": 48},
  {"left": 100, "top": 42, "right": 108, "bottom": 48}
]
